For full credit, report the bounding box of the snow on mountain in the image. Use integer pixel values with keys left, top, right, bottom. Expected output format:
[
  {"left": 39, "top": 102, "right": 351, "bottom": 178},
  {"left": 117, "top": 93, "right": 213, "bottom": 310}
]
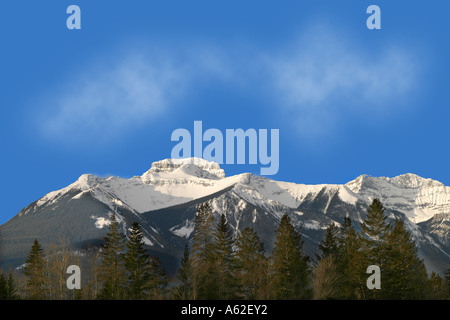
[
  {"left": 5, "top": 157, "right": 450, "bottom": 274},
  {"left": 24, "top": 158, "right": 241, "bottom": 217},
  {"left": 142, "top": 157, "right": 226, "bottom": 180},
  {"left": 419, "top": 213, "right": 450, "bottom": 246},
  {"left": 25, "top": 159, "right": 450, "bottom": 226},
  {"left": 346, "top": 173, "right": 450, "bottom": 223}
]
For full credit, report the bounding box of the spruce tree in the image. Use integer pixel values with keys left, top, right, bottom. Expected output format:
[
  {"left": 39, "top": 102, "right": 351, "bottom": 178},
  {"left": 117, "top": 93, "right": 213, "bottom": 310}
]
[
  {"left": 318, "top": 223, "right": 341, "bottom": 260},
  {"left": 6, "top": 271, "right": 18, "bottom": 300},
  {"left": 361, "top": 198, "right": 391, "bottom": 261},
  {"left": 212, "top": 214, "right": 238, "bottom": 299},
  {"left": 191, "top": 201, "right": 216, "bottom": 299},
  {"left": 23, "top": 238, "right": 46, "bottom": 299},
  {"left": 147, "top": 256, "right": 168, "bottom": 299},
  {"left": 382, "top": 219, "right": 429, "bottom": 299},
  {"left": 0, "top": 270, "right": 18, "bottom": 300},
  {"left": 235, "top": 227, "right": 268, "bottom": 299},
  {"left": 174, "top": 244, "right": 194, "bottom": 299},
  {"left": 338, "top": 217, "right": 365, "bottom": 299},
  {"left": 360, "top": 199, "right": 391, "bottom": 299},
  {"left": 444, "top": 267, "right": 450, "bottom": 298},
  {"left": 98, "top": 214, "right": 127, "bottom": 300},
  {"left": 0, "top": 272, "right": 7, "bottom": 300},
  {"left": 428, "top": 272, "right": 447, "bottom": 299},
  {"left": 270, "top": 214, "right": 310, "bottom": 299},
  {"left": 313, "top": 222, "right": 343, "bottom": 299},
  {"left": 124, "top": 221, "right": 152, "bottom": 299}
]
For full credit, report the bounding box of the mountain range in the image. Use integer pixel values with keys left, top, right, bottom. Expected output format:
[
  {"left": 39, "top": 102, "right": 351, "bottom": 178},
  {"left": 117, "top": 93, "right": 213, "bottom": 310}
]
[{"left": 1, "top": 157, "right": 450, "bottom": 275}]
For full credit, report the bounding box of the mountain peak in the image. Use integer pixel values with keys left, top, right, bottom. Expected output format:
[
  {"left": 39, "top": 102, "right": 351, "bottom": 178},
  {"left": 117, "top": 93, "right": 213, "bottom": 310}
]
[
  {"left": 387, "top": 173, "right": 443, "bottom": 189},
  {"left": 75, "top": 173, "right": 99, "bottom": 188},
  {"left": 346, "top": 173, "right": 443, "bottom": 193},
  {"left": 6, "top": 159, "right": 450, "bottom": 275},
  {"left": 345, "top": 174, "right": 369, "bottom": 193},
  {"left": 141, "top": 157, "right": 226, "bottom": 182}
]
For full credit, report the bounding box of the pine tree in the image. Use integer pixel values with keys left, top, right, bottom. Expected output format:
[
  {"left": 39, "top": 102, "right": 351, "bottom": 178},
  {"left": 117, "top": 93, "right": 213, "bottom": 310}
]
[
  {"left": 98, "top": 214, "right": 127, "bottom": 300},
  {"left": 338, "top": 217, "right": 365, "bottom": 299},
  {"left": 444, "top": 267, "right": 450, "bottom": 298},
  {"left": 212, "top": 214, "right": 238, "bottom": 299},
  {"left": 0, "top": 271, "right": 7, "bottom": 300},
  {"left": 235, "top": 227, "right": 268, "bottom": 299},
  {"left": 428, "top": 272, "right": 447, "bottom": 299},
  {"left": 361, "top": 198, "right": 391, "bottom": 261},
  {"left": 191, "top": 202, "right": 216, "bottom": 299},
  {"left": 147, "top": 256, "right": 168, "bottom": 299},
  {"left": 313, "top": 222, "right": 343, "bottom": 299},
  {"left": 270, "top": 214, "right": 310, "bottom": 299},
  {"left": 23, "top": 238, "right": 46, "bottom": 299},
  {"left": 318, "top": 223, "right": 341, "bottom": 260},
  {"left": 6, "top": 271, "right": 18, "bottom": 300},
  {"left": 173, "top": 244, "right": 194, "bottom": 299},
  {"left": 360, "top": 199, "right": 391, "bottom": 299},
  {"left": 382, "top": 219, "right": 429, "bottom": 299},
  {"left": 123, "top": 221, "right": 152, "bottom": 299}
]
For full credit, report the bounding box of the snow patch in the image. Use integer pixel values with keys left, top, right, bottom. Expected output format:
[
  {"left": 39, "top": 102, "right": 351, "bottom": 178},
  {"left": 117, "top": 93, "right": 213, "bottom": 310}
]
[
  {"left": 338, "top": 186, "right": 358, "bottom": 205},
  {"left": 91, "top": 216, "right": 110, "bottom": 229},
  {"left": 170, "top": 220, "right": 195, "bottom": 238},
  {"left": 143, "top": 236, "right": 154, "bottom": 246},
  {"left": 303, "top": 220, "right": 324, "bottom": 230}
]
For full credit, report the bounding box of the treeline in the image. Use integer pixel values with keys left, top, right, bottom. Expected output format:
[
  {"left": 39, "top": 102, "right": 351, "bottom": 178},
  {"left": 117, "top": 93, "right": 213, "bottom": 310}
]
[
  {"left": 173, "top": 199, "right": 450, "bottom": 300},
  {"left": 5, "top": 216, "right": 169, "bottom": 300},
  {"left": 1, "top": 198, "right": 450, "bottom": 300},
  {"left": 313, "top": 199, "right": 449, "bottom": 299}
]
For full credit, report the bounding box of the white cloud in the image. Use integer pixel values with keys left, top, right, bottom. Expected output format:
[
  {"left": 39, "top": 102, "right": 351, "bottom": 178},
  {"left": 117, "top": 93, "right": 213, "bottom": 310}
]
[
  {"left": 36, "top": 43, "right": 236, "bottom": 146},
  {"left": 36, "top": 28, "right": 422, "bottom": 146},
  {"left": 265, "top": 27, "right": 420, "bottom": 140},
  {"left": 38, "top": 52, "right": 188, "bottom": 144}
]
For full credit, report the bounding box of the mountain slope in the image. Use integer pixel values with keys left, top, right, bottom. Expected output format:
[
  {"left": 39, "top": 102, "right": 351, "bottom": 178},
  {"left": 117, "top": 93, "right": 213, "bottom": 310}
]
[{"left": 1, "top": 158, "right": 450, "bottom": 275}]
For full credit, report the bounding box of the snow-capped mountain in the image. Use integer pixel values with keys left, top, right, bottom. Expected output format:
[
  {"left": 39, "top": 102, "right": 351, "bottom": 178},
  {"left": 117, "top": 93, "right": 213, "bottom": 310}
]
[
  {"left": 22, "top": 158, "right": 239, "bottom": 217},
  {"left": 1, "top": 158, "right": 450, "bottom": 275},
  {"left": 346, "top": 173, "right": 450, "bottom": 223}
]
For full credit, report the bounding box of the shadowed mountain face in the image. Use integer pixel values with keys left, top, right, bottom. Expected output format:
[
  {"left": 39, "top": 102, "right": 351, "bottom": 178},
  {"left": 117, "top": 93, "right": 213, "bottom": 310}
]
[{"left": 1, "top": 158, "right": 450, "bottom": 275}]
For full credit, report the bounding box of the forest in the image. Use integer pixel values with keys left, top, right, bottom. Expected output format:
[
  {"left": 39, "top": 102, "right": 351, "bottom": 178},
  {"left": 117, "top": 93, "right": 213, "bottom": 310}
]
[{"left": 1, "top": 198, "right": 449, "bottom": 300}]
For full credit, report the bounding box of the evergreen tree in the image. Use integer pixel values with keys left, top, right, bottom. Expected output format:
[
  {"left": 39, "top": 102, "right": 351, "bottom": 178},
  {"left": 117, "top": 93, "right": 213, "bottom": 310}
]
[
  {"left": 173, "top": 244, "right": 194, "bottom": 299},
  {"left": 444, "top": 267, "right": 450, "bottom": 298},
  {"left": 191, "top": 202, "right": 216, "bottom": 299},
  {"left": 0, "top": 272, "right": 7, "bottom": 300},
  {"left": 428, "top": 272, "right": 448, "bottom": 299},
  {"left": 98, "top": 214, "right": 127, "bottom": 300},
  {"left": 360, "top": 199, "right": 391, "bottom": 299},
  {"left": 338, "top": 217, "right": 365, "bottom": 299},
  {"left": 313, "top": 222, "right": 343, "bottom": 299},
  {"left": 123, "top": 221, "right": 152, "bottom": 299},
  {"left": 23, "top": 238, "right": 46, "bottom": 299},
  {"left": 6, "top": 271, "right": 18, "bottom": 300},
  {"left": 147, "top": 256, "right": 168, "bottom": 299},
  {"left": 212, "top": 214, "right": 238, "bottom": 299},
  {"left": 318, "top": 223, "right": 341, "bottom": 260},
  {"left": 361, "top": 198, "right": 391, "bottom": 261},
  {"left": 270, "top": 214, "right": 310, "bottom": 299},
  {"left": 382, "top": 219, "right": 429, "bottom": 299},
  {"left": 235, "top": 227, "right": 268, "bottom": 299}
]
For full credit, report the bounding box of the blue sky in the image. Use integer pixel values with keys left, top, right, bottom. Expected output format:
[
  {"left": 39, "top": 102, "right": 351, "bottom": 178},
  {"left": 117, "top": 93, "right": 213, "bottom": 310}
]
[{"left": 0, "top": 0, "right": 449, "bottom": 224}]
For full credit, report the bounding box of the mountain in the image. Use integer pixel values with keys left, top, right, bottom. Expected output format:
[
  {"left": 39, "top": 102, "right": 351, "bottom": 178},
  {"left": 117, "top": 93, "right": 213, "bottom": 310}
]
[{"left": 1, "top": 157, "right": 450, "bottom": 275}]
